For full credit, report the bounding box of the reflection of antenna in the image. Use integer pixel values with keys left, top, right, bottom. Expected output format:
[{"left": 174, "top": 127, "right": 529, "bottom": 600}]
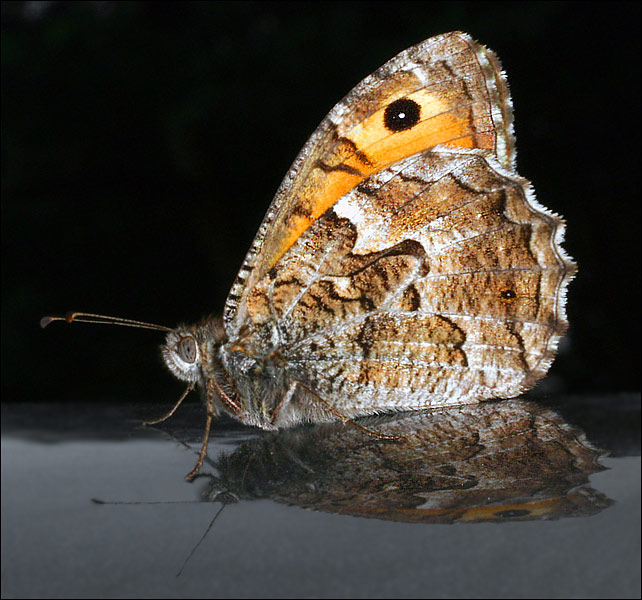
[
  {"left": 176, "top": 501, "right": 227, "bottom": 578},
  {"left": 92, "top": 489, "right": 239, "bottom": 577},
  {"left": 91, "top": 498, "right": 205, "bottom": 505}
]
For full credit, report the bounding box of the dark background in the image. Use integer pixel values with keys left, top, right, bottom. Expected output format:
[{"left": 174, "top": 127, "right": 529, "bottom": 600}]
[{"left": 2, "top": 1, "right": 640, "bottom": 403}]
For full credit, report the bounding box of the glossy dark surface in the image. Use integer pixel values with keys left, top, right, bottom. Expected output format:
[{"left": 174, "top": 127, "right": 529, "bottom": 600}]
[
  {"left": 4, "top": 5, "right": 640, "bottom": 598},
  {"left": 2, "top": 395, "right": 640, "bottom": 598}
]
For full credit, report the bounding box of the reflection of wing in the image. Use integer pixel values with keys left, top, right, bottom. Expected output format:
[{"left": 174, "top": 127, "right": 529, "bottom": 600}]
[
  {"left": 236, "top": 148, "right": 574, "bottom": 418},
  {"left": 224, "top": 32, "right": 515, "bottom": 332},
  {"left": 214, "top": 401, "right": 611, "bottom": 524}
]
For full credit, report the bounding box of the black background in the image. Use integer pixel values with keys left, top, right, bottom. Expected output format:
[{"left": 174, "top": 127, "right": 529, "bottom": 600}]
[{"left": 2, "top": 1, "right": 640, "bottom": 403}]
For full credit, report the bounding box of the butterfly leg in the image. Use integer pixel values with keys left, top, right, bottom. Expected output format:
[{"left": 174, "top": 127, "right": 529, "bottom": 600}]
[
  {"left": 185, "top": 395, "right": 215, "bottom": 482},
  {"left": 320, "top": 400, "right": 402, "bottom": 441},
  {"left": 270, "top": 380, "right": 299, "bottom": 425},
  {"left": 142, "top": 384, "right": 194, "bottom": 426},
  {"left": 298, "top": 382, "right": 402, "bottom": 441}
]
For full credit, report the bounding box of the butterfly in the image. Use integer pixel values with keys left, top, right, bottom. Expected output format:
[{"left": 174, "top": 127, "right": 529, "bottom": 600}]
[{"left": 43, "top": 32, "right": 575, "bottom": 480}]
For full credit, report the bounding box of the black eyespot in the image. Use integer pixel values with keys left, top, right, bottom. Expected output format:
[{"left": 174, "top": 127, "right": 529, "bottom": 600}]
[
  {"left": 178, "top": 336, "right": 197, "bottom": 364},
  {"left": 495, "top": 509, "right": 531, "bottom": 519},
  {"left": 500, "top": 289, "right": 516, "bottom": 300},
  {"left": 384, "top": 98, "right": 421, "bottom": 132}
]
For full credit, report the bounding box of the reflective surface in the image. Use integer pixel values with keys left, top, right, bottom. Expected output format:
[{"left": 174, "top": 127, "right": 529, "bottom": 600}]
[{"left": 2, "top": 395, "right": 640, "bottom": 598}]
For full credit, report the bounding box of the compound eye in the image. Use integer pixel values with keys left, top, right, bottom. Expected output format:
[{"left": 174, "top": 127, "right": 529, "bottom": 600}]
[{"left": 177, "top": 336, "right": 197, "bottom": 364}]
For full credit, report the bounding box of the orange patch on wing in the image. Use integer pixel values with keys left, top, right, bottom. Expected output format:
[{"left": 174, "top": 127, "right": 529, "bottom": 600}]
[
  {"left": 342, "top": 496, "right": 565, "bottom": 522},
  {"left": 456, "top": 497, "right": 566, "bottom": 522},
  {"left": 269, "top": 91, "right": 491, "bottom": 268},
  {"left": 274, "top": 169, "right": 363, "bottom": 261}
]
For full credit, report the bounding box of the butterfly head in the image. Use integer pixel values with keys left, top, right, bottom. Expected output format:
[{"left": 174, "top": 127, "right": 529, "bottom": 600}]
[{"left": 161, "top": 317, "right": 227, "bottom": 386}]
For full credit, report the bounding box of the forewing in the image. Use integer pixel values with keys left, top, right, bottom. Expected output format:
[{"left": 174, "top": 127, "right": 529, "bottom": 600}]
[{"left": 225, "top": 32, "right": 514, "bottom": 335}]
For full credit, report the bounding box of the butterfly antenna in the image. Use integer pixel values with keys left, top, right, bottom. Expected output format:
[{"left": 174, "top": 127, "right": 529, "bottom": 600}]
[
  {"left": 91, "top": 498, "right": 204, "bottom": 505},
  {"left": 40, "top": 311, "right": 172, "bottom": 332},
  {"left": 176, "top": 502, "right": 228, "bottom": 578}
]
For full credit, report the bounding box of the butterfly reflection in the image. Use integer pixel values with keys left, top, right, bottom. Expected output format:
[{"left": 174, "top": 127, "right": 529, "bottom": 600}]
[{"left": 197, "top": 399, "right": 611, "bottom": 524}]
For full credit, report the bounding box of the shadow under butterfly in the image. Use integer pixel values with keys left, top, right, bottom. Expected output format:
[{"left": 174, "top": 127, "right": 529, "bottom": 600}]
[{"left": 186, "top": 399, "right": 611, "bottom": 524}]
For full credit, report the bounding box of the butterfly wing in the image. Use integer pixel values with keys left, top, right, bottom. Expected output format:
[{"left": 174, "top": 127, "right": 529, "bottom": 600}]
[
  {"left": 224, "top": 32, "right": 515, "bottom": 334},
  {"left": 221, "top": 32, "right": 574, "bottom": 422},
  {"left": 237, "top": 147, "right": 574, "bottom": 418}
]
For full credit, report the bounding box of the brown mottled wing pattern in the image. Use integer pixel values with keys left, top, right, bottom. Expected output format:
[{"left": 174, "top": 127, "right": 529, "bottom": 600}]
[
  {"left": 224, "top": 32, "right": 514, "bottom": 335},
  {"left": 237, "top": 148, "right": 574, "bottom": 417},
  {"left": 220, "top": 32, "right": 574, "bottom": 422}
]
